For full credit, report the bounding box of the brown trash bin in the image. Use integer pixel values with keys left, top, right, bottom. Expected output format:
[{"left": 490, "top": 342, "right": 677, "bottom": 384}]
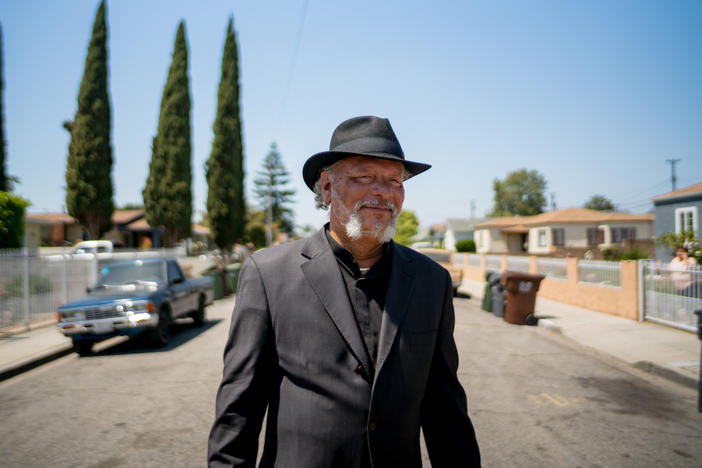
[{"left": 501, "top": 271, "right": 545, "bottom": 325}]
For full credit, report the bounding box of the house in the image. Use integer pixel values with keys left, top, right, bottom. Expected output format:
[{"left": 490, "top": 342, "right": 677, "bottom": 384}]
[
  {"left": 652, "top": 182, "right": 702, "bottom": 260},
  {"left": 24, "top": 213, "right": 83, "bottom": 247},
  {"left": 443, "top": 218, "right": 491, "bottom": 251},
  {"left": 24, "top": 210, "right": 165, "bottom": 249},
  {"left": 474, "top": 207, "right": 655, "bottom": 258}
]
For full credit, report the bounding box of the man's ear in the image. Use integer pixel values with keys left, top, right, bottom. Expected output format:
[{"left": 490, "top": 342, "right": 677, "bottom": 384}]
[{"left": 320, "top": 171, "right": 332, "bottom": 206}]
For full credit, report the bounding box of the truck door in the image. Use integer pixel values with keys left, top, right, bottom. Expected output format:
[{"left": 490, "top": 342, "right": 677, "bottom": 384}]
[{"left": 167, "top": 261, "right": 192, "bottom": 318}]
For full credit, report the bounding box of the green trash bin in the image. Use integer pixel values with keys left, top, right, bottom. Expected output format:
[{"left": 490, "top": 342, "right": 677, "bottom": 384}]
[
  {"left": 226, "top": 263, "right": 241, "bottom": 294},
  {"left": 207, "top": 271, "right": 223, "bottom": 300}
]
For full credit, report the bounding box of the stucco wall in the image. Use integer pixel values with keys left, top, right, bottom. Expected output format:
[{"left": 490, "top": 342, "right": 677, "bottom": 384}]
[{"left": 461, "top": 254, "right": 640, "bottom": 320}]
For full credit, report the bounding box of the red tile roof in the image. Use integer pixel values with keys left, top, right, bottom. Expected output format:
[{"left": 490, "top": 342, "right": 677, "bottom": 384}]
[
  {"left": 475, "top": 208, "right": 653, "bottom": 229},
  {"left": 653, "top": 182, "right": 702, "bottom": 200}
]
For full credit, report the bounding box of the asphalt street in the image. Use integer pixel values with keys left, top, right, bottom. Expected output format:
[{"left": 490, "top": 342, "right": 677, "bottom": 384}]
[{"left": 0, "top": 295, "right": 700, "bottom": 467}]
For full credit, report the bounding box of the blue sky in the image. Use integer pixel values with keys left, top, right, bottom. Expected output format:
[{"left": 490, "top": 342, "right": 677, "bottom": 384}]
[{"left": 1, "top": 0, "right": 701, "bottom": 231}]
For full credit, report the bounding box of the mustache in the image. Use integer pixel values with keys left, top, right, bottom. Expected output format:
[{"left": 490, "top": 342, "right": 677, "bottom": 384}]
[{"left": 353, "top": 199, "right": 398, "bottom": 216}]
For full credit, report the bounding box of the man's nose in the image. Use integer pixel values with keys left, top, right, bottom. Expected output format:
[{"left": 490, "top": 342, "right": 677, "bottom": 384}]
[{"left": 369, "top": 178, "right": 394, "bottom": 197}]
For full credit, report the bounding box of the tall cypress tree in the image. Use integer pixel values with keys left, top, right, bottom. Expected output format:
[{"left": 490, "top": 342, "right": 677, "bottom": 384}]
[
  {"left": 206, "top": 17, "right": 245, "bottom": 252},
  {"left": 143, "top": 21, "right": 192, "bottom": 246},
  {"left": 0, "top": 22, "right": 8, "bottom": 192},
  {"left": 65, "top": 0, "right": 114, "bottom": 238}
]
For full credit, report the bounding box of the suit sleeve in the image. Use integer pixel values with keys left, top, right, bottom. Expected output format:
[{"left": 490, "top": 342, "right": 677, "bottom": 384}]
[
  {"left": 421, "top": 269, "right": 481, "bottom": 467},
  {"left": 208, "top": 256, "right": 277, "bottom": 467}
]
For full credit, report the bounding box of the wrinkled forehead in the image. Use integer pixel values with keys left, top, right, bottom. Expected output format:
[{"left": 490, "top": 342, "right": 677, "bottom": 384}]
[{"left": 333, "top": 156, "right": 405, "bottom": 175}]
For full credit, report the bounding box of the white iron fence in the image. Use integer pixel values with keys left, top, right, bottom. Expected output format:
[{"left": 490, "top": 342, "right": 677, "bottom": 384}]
[
  {"left": 536, "top": 257, "right": 568, "bottom": 280},
  {"left": 578, "top": 260, "right": 621, "bottom": 288},
  {"left": 0, "top": 248, "right": 184, "bottom": 330},
  {"left": 485, "top": 254, "right": 502, "bottom": 272},
  {"left": 640, "top": 260, "right": 701, "bottom": 332},
  {"left": 505, "top": 256, "right": 530, "bottom": 273}
]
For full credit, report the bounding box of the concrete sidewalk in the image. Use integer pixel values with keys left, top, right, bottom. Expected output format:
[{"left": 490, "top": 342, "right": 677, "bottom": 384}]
[
  {"left": 2, "top": 283, "right": 701, "bottom": 388},
  {"left": 461, "top": 279, "right": 701, "bottom": 389},
  {"left": 0, "top": 322, "right": 74, "bottom": 381}
]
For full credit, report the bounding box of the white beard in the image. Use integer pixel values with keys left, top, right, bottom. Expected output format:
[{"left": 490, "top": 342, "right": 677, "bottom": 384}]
[{"left": 331, "top": 191, "right": 398, "bottom": 243}]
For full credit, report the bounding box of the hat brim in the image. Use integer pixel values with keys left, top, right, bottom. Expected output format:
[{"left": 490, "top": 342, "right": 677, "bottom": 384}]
[{"left": 302, "top": 151, "right": 431, "bottom": 191}]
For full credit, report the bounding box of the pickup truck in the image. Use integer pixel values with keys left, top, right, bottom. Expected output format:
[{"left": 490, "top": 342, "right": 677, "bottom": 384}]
[{"left": 56, "top": 258, "right": 214, "bottom": 355}]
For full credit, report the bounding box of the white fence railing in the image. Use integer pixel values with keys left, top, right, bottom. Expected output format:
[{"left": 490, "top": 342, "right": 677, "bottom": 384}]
[
  {"left": 640, "top": 260, "right": 701, "bottom": 332},
  {"left": 536, "top": 257, "right": 568, "bottom": 280},
  {"left": 505, "top": 256, "right": 530, "bottom": 273},
  {"left": 578, "top": 260, "right": 621, "bottom": 288},
  {"left": 485, "top": 255, "right": 502, "bottom": 272},
  {"left": 467, "top": 253, "right": 481, "bottom": 268},
  {"left": 0, "top": 248, "right": 186, "bottom": 330}
]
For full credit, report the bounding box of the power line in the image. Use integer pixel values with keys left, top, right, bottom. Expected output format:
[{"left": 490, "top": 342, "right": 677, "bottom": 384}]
[{"left": 274, "top": 0, "right": 310, "bottom": 140}]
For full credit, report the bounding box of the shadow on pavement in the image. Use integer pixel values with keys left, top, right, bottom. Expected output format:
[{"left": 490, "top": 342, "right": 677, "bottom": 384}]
[{"left": 82, "top": 318, "right": 223, "bottom": 357}]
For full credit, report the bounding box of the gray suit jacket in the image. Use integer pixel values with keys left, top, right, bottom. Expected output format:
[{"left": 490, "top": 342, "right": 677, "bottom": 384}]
[{"left": 208, "top": 228, "right": 480, "bottom": 467}]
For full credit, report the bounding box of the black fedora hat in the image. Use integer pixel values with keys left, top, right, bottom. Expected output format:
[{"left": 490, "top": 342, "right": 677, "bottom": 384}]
[{"left": 302, "top": 115, "right": 431, "bottom": 190}]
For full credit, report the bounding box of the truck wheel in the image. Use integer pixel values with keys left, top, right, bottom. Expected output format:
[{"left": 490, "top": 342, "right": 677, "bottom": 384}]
[
  {"left": 73, "top": 340, "right": 94, "bottom": 356},
  {"left": 191, "top": 296, "right": 206, "bottom": 327},
  {"left": 149, "top": 309, "right": 171, "bottom": 347}
]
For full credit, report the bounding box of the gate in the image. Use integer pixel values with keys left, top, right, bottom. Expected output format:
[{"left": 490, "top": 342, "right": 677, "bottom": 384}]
[{"left": 639, "top": 260, "right": 701, "bottom": 332}]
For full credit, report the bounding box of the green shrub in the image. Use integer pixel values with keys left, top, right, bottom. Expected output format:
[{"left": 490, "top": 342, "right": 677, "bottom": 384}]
[
  {"left": 0, "top": 192, "right": 31, "bottom": 248},
  {"left": 6, "top": 274, "right": 53, "bottom": 297},
  {"left": 455, "top": 239, "right": 476, "bottom": 252},
  {"left": 620, "top": 247, "right": 648, "bottom": 260}
]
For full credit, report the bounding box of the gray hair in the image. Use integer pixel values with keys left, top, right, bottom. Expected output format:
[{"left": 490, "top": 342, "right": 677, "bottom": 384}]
[{"left": 312, "top": 161, "right": 411, "bottom": 211}]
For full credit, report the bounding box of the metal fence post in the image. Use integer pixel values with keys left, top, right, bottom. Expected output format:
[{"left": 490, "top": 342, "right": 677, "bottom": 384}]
[
  {"left": 694, "top": 310, "right": 701, "bottom": 413},
  {"left": 61, "top": 255, "right": 68, "bottom": 305},
  {"left": 638, "top": 260, "right": 645, "bottom": 322},
  {"left": 22, "top": 247, "right": 30, "bottom": 329},
  {"left": 90, "top": 254, "right": 98, "bottom": 286}
]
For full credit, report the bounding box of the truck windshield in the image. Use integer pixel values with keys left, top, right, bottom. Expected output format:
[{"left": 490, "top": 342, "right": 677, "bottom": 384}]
[{"left": 95, "top": 261, "right": 165, "bottom": 288}]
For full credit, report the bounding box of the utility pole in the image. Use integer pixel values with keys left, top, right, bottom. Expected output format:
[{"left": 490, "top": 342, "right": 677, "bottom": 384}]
[
  {"left": 666, "top": 159, "right": 681, "bottom": 192},
  {"left": 470, "top": 199, "right": 476, "bottom": 219},
  {"left": 550, "top": 193, "right": 556, "bottom": 211}
]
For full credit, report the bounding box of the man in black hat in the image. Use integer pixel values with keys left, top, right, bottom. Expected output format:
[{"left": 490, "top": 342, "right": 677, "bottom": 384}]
[{"left": 208, "top": 116, "right": 480, "bottom": 467}]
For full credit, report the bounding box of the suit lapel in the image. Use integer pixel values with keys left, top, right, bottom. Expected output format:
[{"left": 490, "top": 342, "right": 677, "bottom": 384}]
[
  {"left": 375, "top": 242, "right": 415, "bottom": 377},
  {"left": 301, "top": 229, "right": 372, "bottom": 373}
]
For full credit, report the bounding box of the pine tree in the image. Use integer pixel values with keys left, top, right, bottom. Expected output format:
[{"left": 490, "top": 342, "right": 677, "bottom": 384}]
[
  {"left": 143, "top": 21, "right": 192, "bottom": 246},
  {"left": 253, "top": 142, "right": 296, "bottom": 241},
  {"left": 65, "top": 1, "right": 114, "bottom": 238},
  {"left": 0, "top": 22, "right": 8, "bottom": 192},
  {"left": 206, "top": 17, "right": 245, "bottom": 252}
]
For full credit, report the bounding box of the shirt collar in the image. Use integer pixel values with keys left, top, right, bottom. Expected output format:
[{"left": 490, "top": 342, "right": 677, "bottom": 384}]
[{"left": 324, "top": 223, "right": 391, "bottom": 278}]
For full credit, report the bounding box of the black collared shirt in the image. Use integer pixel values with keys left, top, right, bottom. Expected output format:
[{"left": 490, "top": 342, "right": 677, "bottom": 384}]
[{"left": 325, "top": 226, "right": 391, "bottom": 370}]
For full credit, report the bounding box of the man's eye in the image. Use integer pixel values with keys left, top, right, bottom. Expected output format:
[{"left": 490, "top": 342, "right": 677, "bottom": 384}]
[{"left": 355, "top": 176, "right": 373, "bottom": 183}]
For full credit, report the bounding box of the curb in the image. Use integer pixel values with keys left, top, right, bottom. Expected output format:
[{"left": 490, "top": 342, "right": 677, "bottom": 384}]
[
  {"left": 0, "top": 344, "right": 74, "bottom": 383},
  {"left": 632, "top": 361, "right": 699, "bottom": 391},
  {"left": 537, "top": 318, "right": 562, "bottom": 334},
  {"left": 537, "top": 318, "right": 699, "bottom": 391}
]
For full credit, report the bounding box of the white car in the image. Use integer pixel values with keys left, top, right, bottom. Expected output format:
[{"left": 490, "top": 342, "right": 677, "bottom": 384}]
[{"left": 69, "top": 240, "right": 114, "bottom": 255}]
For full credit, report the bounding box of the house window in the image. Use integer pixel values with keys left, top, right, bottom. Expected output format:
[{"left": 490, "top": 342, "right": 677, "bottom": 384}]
[
  {"left": 675, "top": 207, "right": 698, "bottom": 235},
  {"left": 538, "top": 229, "right": 547, "bottom": 247},
  {"left": 552, "top": 228, "right": 565, "bottom": 247},
  {"left": 611, "top": 227, "right": 636, "bottom": 243},
  {"left": 587, "top": 228, "right": 604, "bottom": 246}
]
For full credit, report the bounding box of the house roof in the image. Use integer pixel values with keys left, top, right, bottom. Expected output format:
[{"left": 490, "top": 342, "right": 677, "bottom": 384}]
[
  {"left": 112, "top": 209, "right": 145, "bottom": 225},
  {"left": 652, "top": 182, "right": 702, "bottom": 202},
  {"left": 192, "top": 224, "right": 211, "bottom": 235},
  {"left": 475, "top": 208, "right": 654, "bottom": 229},
  {"left": 25, "top": 213, "right": 77, "bottom": 225},
  {"left": 445, "top": 217, "right": 492, "bottom": 232}
]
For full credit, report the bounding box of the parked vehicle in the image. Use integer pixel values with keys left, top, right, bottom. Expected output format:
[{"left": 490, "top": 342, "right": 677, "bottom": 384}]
[
  {"left": 69, "top": 240, "right": 114, "bottom": 255},
  {"left": 56, "top": 258, "right": 214, "bottom": 355},
  {"left": 416, "top": 248, "right": 464, "bottom": 296}
]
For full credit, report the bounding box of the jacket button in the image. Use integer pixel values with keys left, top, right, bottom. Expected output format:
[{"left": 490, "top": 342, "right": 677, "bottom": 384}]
[
  {"left": 369, "top": 422, "right": 376, "bottom": 431},
  {"left": 356, "top": 364, "right": 363, "bottom": 373}
]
